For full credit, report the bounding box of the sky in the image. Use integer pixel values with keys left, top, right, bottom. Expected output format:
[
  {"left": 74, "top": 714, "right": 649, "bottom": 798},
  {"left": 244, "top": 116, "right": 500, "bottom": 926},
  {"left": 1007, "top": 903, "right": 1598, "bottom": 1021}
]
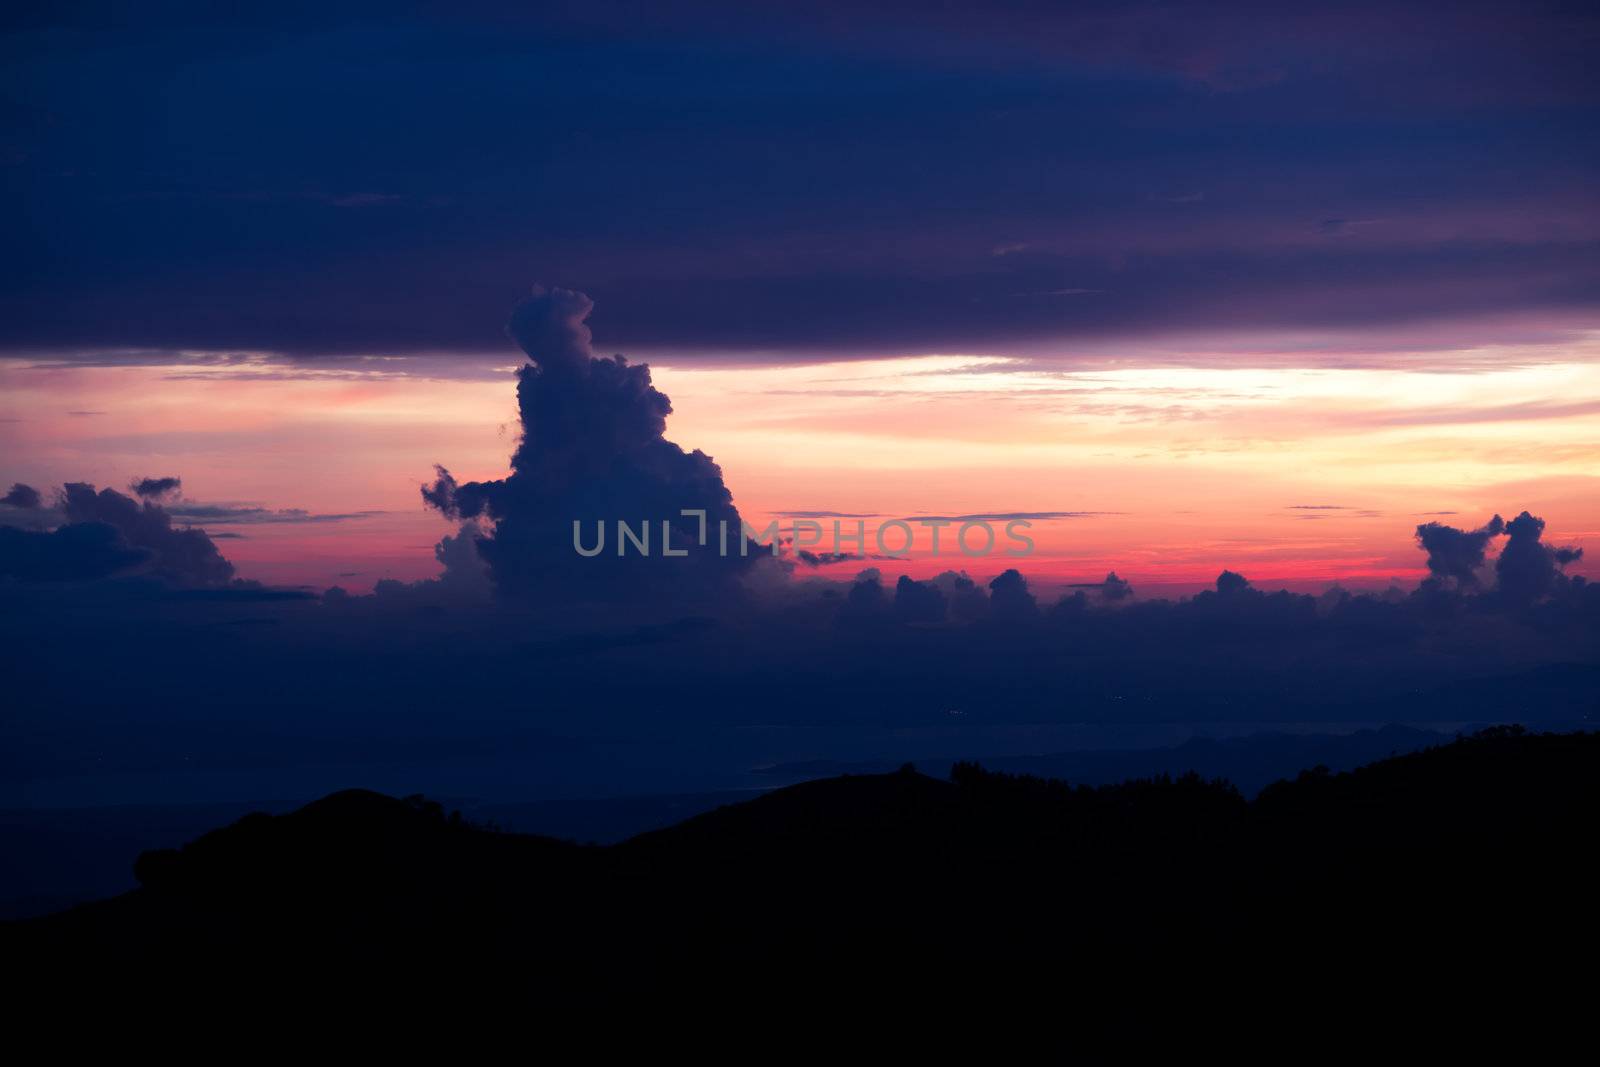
[
  {"left": 2, "top": 0, "right": 1598, "bottom": 593},
  {"left": 5, "top": 3, "right": 1600, "bottom": 848},
  {"left": 4, "top": 342, "right": 1599, "bottom": 593}
]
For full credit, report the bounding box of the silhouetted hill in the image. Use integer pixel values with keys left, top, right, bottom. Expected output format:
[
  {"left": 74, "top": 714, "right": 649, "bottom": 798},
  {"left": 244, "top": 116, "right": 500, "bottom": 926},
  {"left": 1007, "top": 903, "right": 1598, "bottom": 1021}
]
[
  {"left": 755, "top": 721, "right": 1458, "bottom": 795},
  {"left": 0, "top": 722, "right": 1524, "bottom": 920},
  {"left": 7, "top": 729, "right": 1597, "bottom": 1026},
  {"left": 625, "top": 765, "right": 959, "bottom": 853}
]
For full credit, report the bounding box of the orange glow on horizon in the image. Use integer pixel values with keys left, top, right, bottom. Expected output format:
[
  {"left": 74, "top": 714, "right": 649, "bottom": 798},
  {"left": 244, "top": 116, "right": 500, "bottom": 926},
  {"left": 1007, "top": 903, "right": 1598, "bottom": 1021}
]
[{"left": 2, "top": 339, "right": 1597, "bottom": 595}]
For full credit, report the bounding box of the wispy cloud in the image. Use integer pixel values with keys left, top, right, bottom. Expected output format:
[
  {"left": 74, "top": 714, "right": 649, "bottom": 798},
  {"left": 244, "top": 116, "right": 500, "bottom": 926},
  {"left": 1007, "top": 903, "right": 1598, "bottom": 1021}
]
[
  {"left": 167, "top": 504, "right": 387, "bottom": 526},
  {"left": 780, "top": 510, "right": 882, "bottom": 519},
  {"left": 902, "top": 511, "right": 1114, "bottom": 523},
  {"left": 1351, "top": 398, "right": 1600, "bottom": 428}
]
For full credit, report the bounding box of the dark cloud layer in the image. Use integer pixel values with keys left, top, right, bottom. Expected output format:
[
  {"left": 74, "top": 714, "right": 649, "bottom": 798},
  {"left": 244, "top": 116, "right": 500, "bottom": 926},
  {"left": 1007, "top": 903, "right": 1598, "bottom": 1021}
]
[
  {"left": 6, "top": 477, "right": 1597, "bottom": 821},
  {"left": 0, "top": 521, "right": 150, "bottom": 583},
  {"left": 2, "top": 3, "right": 1595, "bottom": 361},
  {"left": 894, "top": 574, "right": 947, "bottom": 624}
]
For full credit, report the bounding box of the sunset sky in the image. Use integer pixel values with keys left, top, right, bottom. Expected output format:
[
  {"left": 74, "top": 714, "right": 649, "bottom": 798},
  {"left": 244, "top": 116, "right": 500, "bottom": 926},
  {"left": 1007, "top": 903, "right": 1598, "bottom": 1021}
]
[
  {"left": 4, "top": 329, "right": 1597, "bottom": 593},
  {"left": 3, "top": 1, "right": 1597, "bottom": 595},
  {"left": 7, "top": 3, "right": 1600, "bottom": 919}
]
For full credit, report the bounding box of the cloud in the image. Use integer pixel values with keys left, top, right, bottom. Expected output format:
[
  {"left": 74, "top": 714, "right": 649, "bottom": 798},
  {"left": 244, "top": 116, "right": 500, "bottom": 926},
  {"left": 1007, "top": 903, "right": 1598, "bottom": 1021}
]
[
  {"left": 781, "top": 511, "right": 880, "bottom": 519},
  {"left": 9, "top": 350, "right": 261, "bottom": 370},
  {"left": 131, "top": 476, "right": 182, "bottom": 499},
  {"left": 163, "top": 504, "right": 385, "bottom": 525},
  {"left": 903, "top": 511, "right": 1107, "bottom": 522},
  {"left": 1215, "top": 570, "right": 1253, "bottom": 597},
  {"left": 431, "top": 523, "right": 492, "bottom": 597},
  {"left": 930, "top": 570, "right": 990, "bottom": 622},
  {"left": 1065, "top": 571, "right": 1135, "bottom": 601},
  {"left": 7, "top": 485, "right": 1598, "bottom": 816},
  {"left": 839, "top": 568, "right": 890, "bottom": 620},
  {"left": 57, "top": 482, "right": 234, "bottom": 587},
  {"left": 1414, "top": 514, "right": 1505, "bottom": 589},
  {"left": 2, "top": 484, "right": 41, "bottom": 509},
  {"left": 988, "top": 568, "right": 1037, "bottom": 621},
  {"left": 0, "top": 522, "right": 151, "bottom": 583},
  {"left": 1351, "top": 399, "right": 1600, "bottom": 429},
  {"left": 796, "top": 551, "right": 865, "bottom": 567},
  {"left": 1102, "top": 572, "right": 1134, "bottom": 601},
  {"left": 422, "top": 287, "right": 757, "bottom": 604},
  {"left": 893, "top": 575, "right": 947, "bottom": 624},
  {"left": 1495, "top": 511, "right": 1584, "bottom": 605},
  {"left": 1, "top": 479, "right": 235, "bottom": 586},
  {"left": 1407, "top": 508, "right": 1583, "bottom": 604},
  {"left": 3, "top": 4, "right": 1597, "bottom": 367},
  {"left": 1317, "top": 218, "right": 1381, "bottom": 236}
]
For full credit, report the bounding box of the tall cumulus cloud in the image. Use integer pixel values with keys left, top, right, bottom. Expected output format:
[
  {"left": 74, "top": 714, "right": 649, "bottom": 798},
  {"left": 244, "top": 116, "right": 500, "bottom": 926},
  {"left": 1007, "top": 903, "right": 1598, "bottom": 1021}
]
[{"left": 422, "top": 287, "right": 756, "bottom": 604}]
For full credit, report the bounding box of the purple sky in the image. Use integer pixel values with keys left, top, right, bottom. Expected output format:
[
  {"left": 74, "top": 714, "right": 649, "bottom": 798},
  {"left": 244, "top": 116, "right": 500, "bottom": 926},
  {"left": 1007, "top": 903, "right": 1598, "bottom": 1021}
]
[{"left": 2, "top": 1, "right": 1595, "bottom": 365}]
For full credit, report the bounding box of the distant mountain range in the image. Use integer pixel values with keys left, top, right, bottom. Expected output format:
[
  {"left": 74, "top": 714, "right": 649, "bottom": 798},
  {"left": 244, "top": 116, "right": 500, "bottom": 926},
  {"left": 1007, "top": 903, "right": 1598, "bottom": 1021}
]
[
  {"left": 753, "top": 721, "right": 1459, "bottom": 795},
  {"left": 7, "top": 727, "right": 1596, "bottom": 1029},
  {"left": 0, "top": 722, "right": 1459, "bottom": 919}
]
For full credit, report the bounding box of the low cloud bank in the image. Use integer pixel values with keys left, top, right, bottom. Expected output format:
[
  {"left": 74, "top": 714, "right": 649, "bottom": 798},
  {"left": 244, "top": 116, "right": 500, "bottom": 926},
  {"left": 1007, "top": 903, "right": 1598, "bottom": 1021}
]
[{"left": 0, "top": 480, "right": 235, "bottom": 587}]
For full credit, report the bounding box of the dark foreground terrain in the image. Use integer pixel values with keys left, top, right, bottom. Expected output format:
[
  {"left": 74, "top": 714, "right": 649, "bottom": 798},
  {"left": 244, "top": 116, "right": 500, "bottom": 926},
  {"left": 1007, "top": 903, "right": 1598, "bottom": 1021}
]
[{"left": 7, "top": 728, "right": 1597, "bottom": 1036}]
